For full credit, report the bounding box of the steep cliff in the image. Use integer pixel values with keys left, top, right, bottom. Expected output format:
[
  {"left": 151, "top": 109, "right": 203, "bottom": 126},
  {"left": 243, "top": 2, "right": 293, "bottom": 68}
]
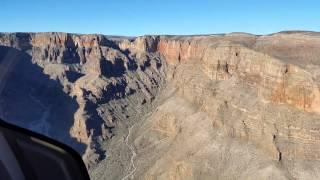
[
  {"left": 0, "top": 32, "right": 166, "bottom": 168},
  {"left": 116, "top": 32, "right": 320, "bottom": 180},
  {"left": 1, "top": 31, "right": 320, "bottom": 179}
]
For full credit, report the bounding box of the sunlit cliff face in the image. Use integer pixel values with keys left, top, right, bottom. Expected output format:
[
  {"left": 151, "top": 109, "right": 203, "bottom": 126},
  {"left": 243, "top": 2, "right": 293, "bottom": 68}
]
[{"left": 125, "top": 34, "right": 320, "bottom": 113}]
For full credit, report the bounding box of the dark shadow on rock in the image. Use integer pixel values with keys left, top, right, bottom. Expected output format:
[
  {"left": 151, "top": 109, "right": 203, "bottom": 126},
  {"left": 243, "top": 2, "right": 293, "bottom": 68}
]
[
  {"left": 62, "top": 34, "right": 81, "bottom": 64},
  {"left": 101, "top": 79, "right": 129, "bottom": 102},
  {"left": 81, "top": 77, "right": 130, "bottom": 132},
  {"left": 99, "top": 36, "right": 120, "bottom": 50},
  {"left": 116, "top": 48, "right": 138, "bottom": 71},
  {"left": 0, "top": 45, "right": 86, "bottom": 154},
  {"left": 78, "top": 77, "right": 133, "bottom": 160},
  {"left": 140, "top": 56, "right": 152, "bottom": 71},
  {"left": 100, "top": 37, "right": 139, "bottom": 72},
  {"left": 127, "top": 58, "right": 138, "bottom": 71},
  {"left": 101, "top": 57, "right": 126, "bottom": 77},
  {"left": 65, "top": 70, "right": 84, "bottom": 83}
]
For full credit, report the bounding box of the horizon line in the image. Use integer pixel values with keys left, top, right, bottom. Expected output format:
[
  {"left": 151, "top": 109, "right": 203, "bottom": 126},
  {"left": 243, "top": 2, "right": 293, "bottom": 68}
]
[{"left": 0, "top": 30, "right": 318, "bottom": 37}]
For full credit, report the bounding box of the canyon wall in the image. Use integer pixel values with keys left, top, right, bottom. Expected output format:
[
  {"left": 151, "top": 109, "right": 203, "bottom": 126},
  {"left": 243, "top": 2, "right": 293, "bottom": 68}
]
[
  {"left": 117, "top": 32, "right": 320, "bottom": 179},
  {"left": 1, "top": 31, "right": 320, "bottom": 179},
  {"left": 0, "top": 32, "right": 166, "bottom": 168}
]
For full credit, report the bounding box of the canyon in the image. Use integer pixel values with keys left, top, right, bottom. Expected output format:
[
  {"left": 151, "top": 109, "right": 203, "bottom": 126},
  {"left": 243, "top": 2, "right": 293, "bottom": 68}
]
[{"left": 1, "top": 31, "right": 320, "bottom": 179}]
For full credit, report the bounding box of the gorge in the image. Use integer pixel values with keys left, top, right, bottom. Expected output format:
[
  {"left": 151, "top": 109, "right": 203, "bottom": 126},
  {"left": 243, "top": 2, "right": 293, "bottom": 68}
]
[{"left": 1, "top": 31, "right": 320, "bottom": 179}]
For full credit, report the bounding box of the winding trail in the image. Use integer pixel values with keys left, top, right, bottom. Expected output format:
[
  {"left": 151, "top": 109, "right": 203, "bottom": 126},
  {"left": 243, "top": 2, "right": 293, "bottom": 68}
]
[
  {"left": 120, "top": 92, "right": 164, "bottom": 180},
  {"left": 121, "top": 124, "right": 137, "bottom": 180}
]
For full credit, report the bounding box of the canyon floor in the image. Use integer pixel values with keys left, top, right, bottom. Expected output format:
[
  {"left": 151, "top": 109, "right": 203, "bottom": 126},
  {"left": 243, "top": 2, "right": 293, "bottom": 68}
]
[{"left": 1, "top": 31, "right": 320, "bottom": 179}]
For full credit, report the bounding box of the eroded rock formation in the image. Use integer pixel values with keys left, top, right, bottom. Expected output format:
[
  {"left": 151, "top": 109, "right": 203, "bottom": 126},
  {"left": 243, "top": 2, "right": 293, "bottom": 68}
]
[{"left": 1, "top": 31, "right": 320, "bottom": 179}]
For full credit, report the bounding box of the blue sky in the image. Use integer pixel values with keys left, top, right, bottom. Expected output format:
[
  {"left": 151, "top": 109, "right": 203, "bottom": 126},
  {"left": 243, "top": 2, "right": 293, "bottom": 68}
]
[{"left": 0, "top": 0, "right": 319, "bottom": 36}]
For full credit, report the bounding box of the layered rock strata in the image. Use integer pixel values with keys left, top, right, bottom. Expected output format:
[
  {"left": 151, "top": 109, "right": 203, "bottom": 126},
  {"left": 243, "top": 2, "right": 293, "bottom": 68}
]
[{"left": 1, "top": 31, "right": 320, "bottom": 179}]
